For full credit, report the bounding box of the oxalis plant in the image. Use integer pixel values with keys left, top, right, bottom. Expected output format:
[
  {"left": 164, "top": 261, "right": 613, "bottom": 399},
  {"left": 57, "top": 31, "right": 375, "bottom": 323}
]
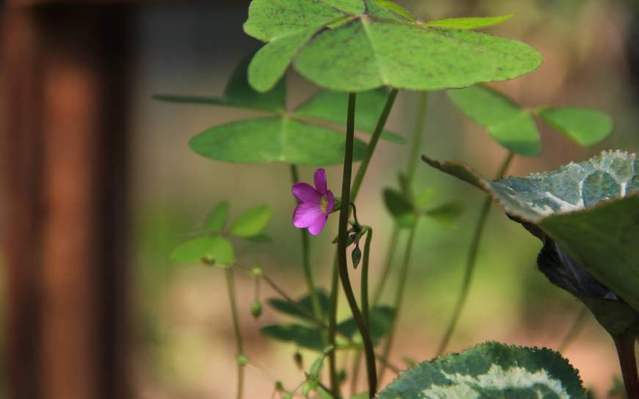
[{"left": 156, "top": 0, "right": 634, "bottom": 398}]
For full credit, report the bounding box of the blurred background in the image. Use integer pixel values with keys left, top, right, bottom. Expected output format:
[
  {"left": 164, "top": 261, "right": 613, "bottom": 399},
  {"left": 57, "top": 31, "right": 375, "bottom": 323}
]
[{"left": 2, "top": 0, "right": 639, "bottom": 398}]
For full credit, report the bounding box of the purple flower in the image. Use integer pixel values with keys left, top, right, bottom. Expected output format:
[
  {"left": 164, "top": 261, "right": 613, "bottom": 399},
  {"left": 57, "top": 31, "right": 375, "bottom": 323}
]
[{"left": 292, "top": 168, "right": 335, "bottom": 236}]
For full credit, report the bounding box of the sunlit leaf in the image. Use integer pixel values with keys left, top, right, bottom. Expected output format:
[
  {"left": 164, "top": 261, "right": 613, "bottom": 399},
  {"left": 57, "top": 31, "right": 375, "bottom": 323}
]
[
  {"left": 245, "top": 1, "right": 542, "bottom": 92},
  {"left": 383, "top": 188, "right": 417, "bottom": 228},
  {"left": 448, "top": 85, "right": 541, "bottom": 155},
  {"left": 204, "top": 201, "right": 230, "bottom": 233},
  {"left": 229, "top": 205, "right": 273, "bottom": 238},
  {"left": 378, "top": 342, "right": 586, "bottom": 399},
  {"left": 425, "top": 15, "right": 513, "bottom": 30},
  {"left": 171, "top": 235, "right": 235, "bottom": 266},
  {"left": 539, "top": 107, "right": 613, "bottom": 147},
  {"left": 294, "top": 89, "right": 405, "bottom": 143},
  {"left": 189, "top": 116, "right": 368, "bottom": 165}
]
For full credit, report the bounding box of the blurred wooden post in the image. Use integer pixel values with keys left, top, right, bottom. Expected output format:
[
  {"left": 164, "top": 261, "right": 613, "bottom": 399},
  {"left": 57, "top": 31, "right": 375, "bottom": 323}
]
[{"left": 2, "top": 3, "right": 133, "bottom": 399}]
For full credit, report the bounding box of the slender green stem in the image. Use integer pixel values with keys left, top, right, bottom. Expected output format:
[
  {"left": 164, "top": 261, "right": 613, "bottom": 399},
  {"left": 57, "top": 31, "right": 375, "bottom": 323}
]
[
  {"left": 371, "top": 225, "right": 401, "bottom": 305},
  {"left": 290, "top": 164, "right": 323, "bottom": 320},
  {"left": 558, "top": 306, "right": 589, "bottom": 352},
  {"left": 405, "top": 92, "right": 429, "bottom": 184},
  {"left": 361, "top": 228, "right": 373, "bottom": 328},
  {"left": 351, "top": 89, "right": 398, "bottom": 200},
  {"left": 436, "top": 151, "right": 514, "bottom": 356},
  {"left": 337, "top": 93, "right": 378, "bottom": 398},
  {"left": 613, "top": 332, "right": 639, "bottom": 399},
  {"left": 225, "top": 268, "right": 245, "bottom": 399},
  {"left": 328, "top": 88, "right": 399, "bottom": 397},
  {"left": 378, "top": 224, "right": 417, "bottom": 381}
]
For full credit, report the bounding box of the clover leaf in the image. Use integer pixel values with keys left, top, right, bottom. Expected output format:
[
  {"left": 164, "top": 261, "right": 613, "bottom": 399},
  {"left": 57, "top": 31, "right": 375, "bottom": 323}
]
[
  {"left": 156, "top": 56, "right": 404, "bottom": 166},
  {"left": 244, "top": 0, "right": 542, "bottom": 92},
  {"left": 378, "top": 342, "right": 586, "bottom": 399},
  {"left": 423, "top": 151, "right": 639, "bottom": 336}
]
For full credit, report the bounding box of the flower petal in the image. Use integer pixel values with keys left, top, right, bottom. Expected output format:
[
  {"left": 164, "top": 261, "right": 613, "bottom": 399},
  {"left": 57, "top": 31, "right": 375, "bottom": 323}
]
[
  {"left": 307, "top": 214, "right": 328, "bottom": 236},
  {"left": 314, "top": 168, "right": 328, "bottom": 194},
  {"left": 292, "top": 182, "right": 321, "bottom": 204},
  {"left": 325, "top": 190, "right": 335, "bottom": 214},
  {"left": 293, "top": 203, "right": 324, "bottom": 228}
]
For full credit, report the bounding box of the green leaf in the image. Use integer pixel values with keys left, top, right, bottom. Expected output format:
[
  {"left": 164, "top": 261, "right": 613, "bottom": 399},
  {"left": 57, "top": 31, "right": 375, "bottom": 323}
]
[
  {"left": 414, "top": 188, "right": 436, "bottom": 210},
  {"left": 425, "top": 15, "right": 513, "bottom": 30},
  {"left": 171, "top": 235, "right": 235, "bottom": 266},
  {"left": 229, "top": 205, "right": 272, "bottom": 238},
  {"left": 539, "top": 107, "right": 613, "bottom": 147},
  {"left": 189, "top": 116, "right": 368, "bottom": 165},
  {"left": 423, "top": 151, "right": 639, "bottom": 314},
  {"left": 155, "top": 56, "right": 285, "bottom": 111},
  {"left": 337, "top": 305, "right": 395, "bottom": 344},
  {"left": 204, "top": 201, "right": 230, "bottom": 233},
  {"left": 448, "top": 85, "right": 541, "bottom": 155},
  {"left": 260, "top": 323, "right": 324, "bottom": 351},
  {"left": 383, "top": 188, "right": 417, "bottom": 228},
  {"left": 294, "top": 89, "right": 405, "bottom": 143},
  {"left": 378, "top": 342, "right": 586, "bottom": 399},
  {"left": 424, "top": 202, "right": 464, "bottom": 225},
  {"left": 245, "top": 1, "right": 542, "bottom": 92},
  {"left": 268, "top": 289, "right": 331, "bottom": 322}
]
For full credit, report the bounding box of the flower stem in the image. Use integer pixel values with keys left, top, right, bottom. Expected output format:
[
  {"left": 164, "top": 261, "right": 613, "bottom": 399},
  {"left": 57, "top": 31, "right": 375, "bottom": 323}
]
[
  {"left": 613, "top": 332, "right": 639, "bottom": 399},
  {"left": 378, "top": 224, "right": 417, "bottom": 382},
  {"left": 328, "top": 88, "right": 399, "bottom": 397},
  {"left": 361, "top": 228, "right": 373, "bottom": 328},
  {"left": 225, "top": 268, "right": 245, "bottom": 399},
  {"left": 289, "top": 164, "right": 323, "bottom": 320},
  {"left": 338, "top": 93, "right": 378, "bottom": 398},
  {"left": 436, "top": 151, "right": 514, "bottom": 356}
]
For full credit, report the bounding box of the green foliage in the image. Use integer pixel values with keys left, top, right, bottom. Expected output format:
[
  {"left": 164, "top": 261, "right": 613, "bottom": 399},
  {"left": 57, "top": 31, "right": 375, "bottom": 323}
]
[
  {"left": 384, "top": 186, "right": 463, "bottom": 229},
  {"left": 204, "top": 201, "right": 230, "bottom": 233},
  {"left": 268, "top": 289, "right": 331, "bottom": 321},
  {"left": 170, "top": 236, "right": 235, "bottom": 266},
  {"left": 423, "top": 151, "right": 639, "bottom": 319},
  {"left": 229, "top": 205, "right": 273, "bottom": 238},
  {"left": 425, "top": 15, "right": 513, "bottom": 30},
  {"left": 261, "top": 324, "right": 325, "bottom": 351},
  {"left": 377, "top": 342, "right": 586, "bottom": 399},
  {"left": 158, "top": 56, "right": 403, "bottom": 165},
  {"left": 384, "top": 188, "right": 417, "bottom": 228},
  {"left": 244, "top": 0, "right": 542, "bottom": 92},
  {"left": 337, "top": 305, "right": 395, "bottom": 344},
  {"left": 448, "top": 85, "right": 613, "bottom": 154},
  {"left": 448, "top": 85, "right": 541, "bottom": 155},
  {"left": 538, "top": 107, "right": 613, "bottom": 147}
]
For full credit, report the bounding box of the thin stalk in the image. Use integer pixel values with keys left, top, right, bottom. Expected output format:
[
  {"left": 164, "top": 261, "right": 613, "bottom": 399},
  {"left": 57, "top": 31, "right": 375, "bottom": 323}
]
[
  {"left": 558, "top": 306, "right": 589, "bottom": 352},
  {"left": 328, "top": 88, "right": 399, "bottom": 397},
  {"left": 371, "top": 225, "right": 401, "bottom": 305},
  {"left": 613, "top": 332, "right": 639, "bottom": 399},
  {"left": 225, "top": 268, "right": 245, "bottom": 399},
  {"left": 378, "top": 224, "right": 418, "bottom": 382},
  {"left": 361, "top": 228, "right": 373, "bottom": 327},
  {"left": 290, "top": 164, "right": 323, "bottom": 320},
  {"left": 337, "top": 93, "right": 378, "bottom": 398},
  {"left": 435, "top": 151, "right": 514, "bottom": 356}
]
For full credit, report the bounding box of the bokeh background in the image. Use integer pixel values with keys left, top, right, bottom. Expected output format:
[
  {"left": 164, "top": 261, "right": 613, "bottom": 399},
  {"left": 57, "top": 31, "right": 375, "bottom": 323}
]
[{"left": 3, "top": 0, "right": 639, "bottom": 398}]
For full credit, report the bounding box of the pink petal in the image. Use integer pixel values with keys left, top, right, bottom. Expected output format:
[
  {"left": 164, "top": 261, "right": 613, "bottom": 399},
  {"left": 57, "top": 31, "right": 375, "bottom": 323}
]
[
  {"left": 292, "top": 182, "right": 321, "bottom": 204},
  {"left": 314, "top": 168, "right": 328, "bottom": 194},
  {"left": 325, "top": 190, "right": 335, "bottom": 214},
  {"left": 307, "top": 215, "right": 328, "bottom": 236},
  {"left": 293, "top": 203, "right": 324, "bottom": 228}
]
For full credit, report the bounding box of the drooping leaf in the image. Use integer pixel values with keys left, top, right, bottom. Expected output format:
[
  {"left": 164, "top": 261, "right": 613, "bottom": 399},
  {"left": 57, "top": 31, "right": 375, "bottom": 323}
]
[
  {"left": 337, "top": 305, "right": 395, "bottom": 344},
  {"left": 244, "top": 1, "right": 542, "bottom": 92},
  {"left": 378, "top": 342, "right": 586, "bottom": 399},
  {"left": 155, "top": 56, "right": 285, "bottom": 112},
  {"left": 204, "top": 201, "right": 230, "bottom": 233},
  {"left": 383, "top": 188, "right": 417, "bottom": 228},
  {"left": 423, "top": 151, "right": 639, "bottom": 315},
  {"left": 189, "top": 116, "right": 368, "bottom": 165},
  {"left": 171, "top": 235, "right": 235, "bottom": 266},
  {"left": 294, "top": 89, "right": 405, "bottom": 143},
  {"left": 425, "top": 15, "right": 513, "bottom": 30},
  {"left": 229, "top": 205, "right": 273, "bottom": 238},
  {"left": 448, "top": 85, "right": 541, "bottom": 155},
  {"left": 260, "top": 323, "right": 324, "bottom": 351},
  {"left": 538, "top": 107, "right": 613, "bottom": 147},
  {"left": 268, "top": 289, "right": 331, "bottom": 322}
]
